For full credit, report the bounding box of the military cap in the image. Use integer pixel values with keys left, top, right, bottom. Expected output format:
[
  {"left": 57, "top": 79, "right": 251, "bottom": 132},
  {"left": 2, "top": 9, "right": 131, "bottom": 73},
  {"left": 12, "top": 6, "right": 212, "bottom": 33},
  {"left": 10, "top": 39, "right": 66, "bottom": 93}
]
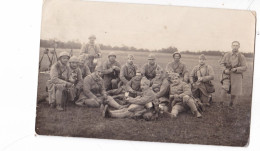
[
  {"left": 148, "top": 54, "right": 156, "bottom": 60},
  {"left": 59, "top": 51, "right": 70, "bottom": 59},
  {"left": 141, "top": 77, "right": 150, "bottom": 86},
  {"left": 88, "top": 35, "right": 96, "bottom": 40},
  {"left": 69, "top": 56, "right": 79, "bottom": 63},
  {"left": 172, "top": 52, "right": 181, "bottom": 58},
  {"left": 127, "top": 54, "right": 134, "bottom": 60},
  {"left": 199, "top": 54, "right": 206, "bottom": 60},
  {"left": 108, "top": 52, "right": 116, "bottom": 58}
]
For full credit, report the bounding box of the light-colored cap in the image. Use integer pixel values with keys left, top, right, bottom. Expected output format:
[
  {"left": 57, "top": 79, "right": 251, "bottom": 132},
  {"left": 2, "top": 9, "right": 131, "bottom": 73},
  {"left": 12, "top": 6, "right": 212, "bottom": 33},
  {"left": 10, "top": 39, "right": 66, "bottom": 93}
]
[
  {"left": 199, "top": 54, "right": 206, "bottom": 60},
  {"left": 127, "top": 54, "right": 134, "bottom": 60},
  {"left": 172, "top": 51, "right": 181, "bottom": 58},
  {"left": 148, "top": 54, "right": 156, "bottom": 60},
  {"left": 88, "top": 35, "right": 96, "bottom": 40},
  {"left": 69, "top": 56, "right": 79, "bottom": 63},
  {"left": 59, "top": 51, "right": 70, "bottom": 59},
  {"left": 108, "top": 52, "right": 116, "bottom": 58}
]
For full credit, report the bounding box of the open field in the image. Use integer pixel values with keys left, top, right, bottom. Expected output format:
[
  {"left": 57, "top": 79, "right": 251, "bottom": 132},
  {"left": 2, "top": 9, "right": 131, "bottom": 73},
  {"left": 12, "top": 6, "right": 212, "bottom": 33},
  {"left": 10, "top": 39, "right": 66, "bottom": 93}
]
[{"left": 36, "top": 48, "right": 254, "bottom": 146}]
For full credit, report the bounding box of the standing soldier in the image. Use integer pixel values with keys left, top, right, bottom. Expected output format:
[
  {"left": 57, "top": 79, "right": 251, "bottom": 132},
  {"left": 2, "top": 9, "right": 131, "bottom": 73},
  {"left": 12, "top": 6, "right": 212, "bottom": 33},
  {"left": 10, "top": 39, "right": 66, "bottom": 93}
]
[
  {"left": 75, "top": 65, "right": 124, "bottom": 109},
  {"left": 190, "top": 54, "right": 215, "bottom": 106},
  {"left": 80, "top": 35, "right": 102, "bottom": 72},
  {"left": 46, "top": 51, "right": 74, "bottom": 111},
  {"left": 220, "top": 41, "right": 247, "bottom": 109},
  {"left": 67, "top": 56, "right": 84, "bottom": 102},
  {"left": 166, "top": 73, "right": 202, "bottom": 118},
  {"left": 165, "top": 52, "right": 189, "bottom": 83},
  {"left": 102, "top": 52, "right": 121, "bottom": 90},
  {"left": 141, "top": 54, "right": 163, "bottom": 81},
  {"left": 120, "top": 54, "right": 137, "bottom": 85},
  {"left": 102, "top": 77, "right": 158, "bottom": 121},
  {"left": 78, "top": 55, "right": 91, "bottom": 79}
]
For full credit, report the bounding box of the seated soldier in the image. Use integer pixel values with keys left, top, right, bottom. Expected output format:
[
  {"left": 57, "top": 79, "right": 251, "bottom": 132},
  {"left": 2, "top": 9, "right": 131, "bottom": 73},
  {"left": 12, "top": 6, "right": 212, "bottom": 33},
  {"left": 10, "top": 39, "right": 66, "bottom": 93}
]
[
  {"left": 166, "top": 73, "right": 202, "bottom": 118},
  {"left": 102, "top": 77, "right": 158, "bottom": 121},
  {"left": 46, "top": 51, "right": 74, "bottom": 111},
  {"left": 165, "top": 52, "right": 189, "bottom": 83},
  {"left": 78, "top": 54, "right": 91, "bottom": 79},
  {"left": 125, "top": 68, "right": 143, "bottom": 98},
  {"left": 141, "top": 54, "right": 163, "bottom": 81},
  {"left": 102, "top": 52, "right": 121, "bottom": 91},
  {"left": 67, "top": 56, "right": 83, "bottom": 102},
  {"left": 120, "top": 54, "right": 137, "bottom": 85},
  {"left": 190, "top": 54, "right": 215, "bottom": 106},
  {"left": 75, "top": 65, "right": 124, "bottom": 109}
]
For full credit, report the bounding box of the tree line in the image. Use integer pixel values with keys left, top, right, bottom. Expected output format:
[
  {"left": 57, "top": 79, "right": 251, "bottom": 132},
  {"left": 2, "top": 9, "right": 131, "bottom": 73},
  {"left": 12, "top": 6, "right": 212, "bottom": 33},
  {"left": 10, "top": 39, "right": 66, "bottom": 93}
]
[{"left": 40, "top": 39, "right": 254, "bottom": 58}]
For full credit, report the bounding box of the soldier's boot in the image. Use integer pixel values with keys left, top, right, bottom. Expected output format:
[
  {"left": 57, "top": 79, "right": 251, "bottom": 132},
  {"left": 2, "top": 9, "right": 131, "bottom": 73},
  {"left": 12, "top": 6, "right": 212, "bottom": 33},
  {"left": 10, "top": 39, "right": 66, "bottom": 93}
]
[
  {"left": 194, "top": 111, "right": 202, "bottom": 118},
  {"left": 56, "top": 104, "right": 64, "bottom": 111},
  {"left": 102, "top": 105, "right": 110, "bottom": 118},
  {"left": 170, "top": 109, "right": 178, "bottom": 118}
]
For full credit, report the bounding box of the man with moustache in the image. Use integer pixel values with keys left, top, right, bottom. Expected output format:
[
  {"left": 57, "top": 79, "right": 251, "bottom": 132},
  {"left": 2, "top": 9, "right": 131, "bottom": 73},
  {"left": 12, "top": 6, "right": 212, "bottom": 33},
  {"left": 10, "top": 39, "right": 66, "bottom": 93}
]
[
  {"left": 120, "top": 54, "right": 138, "bottom": 85},
  {"left": 141, "top": 54, "right": 163, "bottom": 81}
]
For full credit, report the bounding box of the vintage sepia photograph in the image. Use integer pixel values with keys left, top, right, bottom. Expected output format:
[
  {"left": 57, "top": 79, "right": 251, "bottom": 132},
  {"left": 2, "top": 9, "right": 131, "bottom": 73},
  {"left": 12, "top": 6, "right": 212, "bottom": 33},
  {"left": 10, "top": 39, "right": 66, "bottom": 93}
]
[{"left": 35, "top": 0, "right": 256, "bottom": 147}]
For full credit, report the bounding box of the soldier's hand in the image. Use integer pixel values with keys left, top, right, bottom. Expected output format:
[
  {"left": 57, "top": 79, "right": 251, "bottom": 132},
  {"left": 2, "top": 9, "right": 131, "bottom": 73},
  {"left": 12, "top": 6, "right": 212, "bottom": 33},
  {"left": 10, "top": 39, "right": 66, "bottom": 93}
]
[
  {"left": 231, "top": 68, "right": 237, "bottom": 72},
  {"left": 198, "top": 77, "right": 203, "bottom": 82},
  {"left": 224, "top": 69, "right": 230, "bottom": 74}
]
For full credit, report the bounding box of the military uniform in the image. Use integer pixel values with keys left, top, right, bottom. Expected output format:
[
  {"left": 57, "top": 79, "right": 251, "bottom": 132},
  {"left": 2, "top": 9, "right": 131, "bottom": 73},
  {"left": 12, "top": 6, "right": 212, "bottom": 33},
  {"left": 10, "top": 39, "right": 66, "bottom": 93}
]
[
  {"left": 220, "top": 52, "right": 247, "bottom": 95},
  {"left": 76, "top": 72, "right": 123, "bottom": 109},
  {"left": 190, "top": 64, "right": 214, "bottom": 103},
  {"left": 103, "top": 77, "right": 158, "bottom": 120},
  {"left": 165, "top": 61, "right": 189, "bottom": 82},
  {"left": 120, "top": 63, "right": 137, "bottom": 85},
  {"left": 125, "top": 75, "right": 142, "bottom": 97},
  {"left": 141, "top": 63, "right": 163, "bottom": 81},
  {"left": 102, "top": 60, "right": 121, "bottom": 90},
  {"left": 67, "top": 65, "right": 83, "bottom": 101},
  {"left": 169, "top": 79, "right": 201, "bottom": 118},
  {"left": 80, "top": 43, "right": 101, "bottom": 58}
]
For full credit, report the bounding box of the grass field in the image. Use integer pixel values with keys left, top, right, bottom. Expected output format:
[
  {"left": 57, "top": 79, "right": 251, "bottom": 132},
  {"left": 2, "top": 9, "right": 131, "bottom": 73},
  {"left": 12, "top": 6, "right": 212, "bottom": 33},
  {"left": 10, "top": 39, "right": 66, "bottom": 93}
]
[{"left": 35, "top": 48, "right": 254, "bottom": 146}]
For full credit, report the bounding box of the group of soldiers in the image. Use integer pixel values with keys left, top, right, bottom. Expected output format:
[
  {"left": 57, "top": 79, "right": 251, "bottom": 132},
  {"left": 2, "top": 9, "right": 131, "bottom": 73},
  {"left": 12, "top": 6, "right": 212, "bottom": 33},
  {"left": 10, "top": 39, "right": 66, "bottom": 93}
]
[{"left": 46, "top": 35, "right": 248, "bottom": 121}]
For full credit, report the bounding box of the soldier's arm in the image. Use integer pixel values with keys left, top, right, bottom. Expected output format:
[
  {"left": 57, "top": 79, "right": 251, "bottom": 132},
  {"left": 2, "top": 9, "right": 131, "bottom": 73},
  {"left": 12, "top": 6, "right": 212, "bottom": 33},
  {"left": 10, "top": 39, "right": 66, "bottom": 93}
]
[
  {"left": 95, "top": 44, "right": 102, "bottom": 58},
  {"left": 125, "top": 80, "right": 135, "bottom": 93},
  {"left": 50, "top": 65, "right": 67, "bottom": 85},
  {"left": 102, "top": 62, "right": 113, "bottom": 74},
  {"left": 85, "top": 65, "right": 91, "bottom": 76},
  {"left": 189, "top": 67, "right": 196, "bottom": 84},
  {"left": 179, "top": 83, "right": 192, "bottom": 98},
  {"left": 119, "top": 66, "right": 129, "bottom": 85},
  {"left": 235, "top": 54, "right": 248, "bottom": 73},
  {"left": 202, "top": 65, "right": 214, "bottom": 82},
  {"left": 83, "top": 77, "right": 97, "bottom": 98},
  {"left": 100, "top": 81, "right": 107, "bottom": 96},
  {"left": 129, "top": 92, "right": 155, "bottom": 105},
  {"left": 75, "top": 69, "right": 83, "bottom": 90},
  {"left": 182, "top": 64, "right": 189, "bottom": 83},
  {"left": 80, "top": 44, "right": 87, "bottom": 55},
  {"left": 156, "top": 78, "right": 170, "bottom": 98}
]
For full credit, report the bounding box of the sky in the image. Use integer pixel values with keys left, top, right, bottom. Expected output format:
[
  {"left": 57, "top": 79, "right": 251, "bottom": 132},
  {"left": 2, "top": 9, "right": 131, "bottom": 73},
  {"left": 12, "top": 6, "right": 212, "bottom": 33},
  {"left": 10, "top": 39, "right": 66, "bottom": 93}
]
[{"left": 40, "top": 0, "right": 256, "bottom": 52}]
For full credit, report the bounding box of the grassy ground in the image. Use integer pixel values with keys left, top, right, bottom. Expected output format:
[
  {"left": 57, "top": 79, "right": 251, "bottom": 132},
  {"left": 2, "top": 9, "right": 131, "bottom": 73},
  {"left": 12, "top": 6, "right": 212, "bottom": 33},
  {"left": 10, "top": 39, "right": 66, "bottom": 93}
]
[{"left": 35, "top": 48, "right": 254, "bottom": 146}]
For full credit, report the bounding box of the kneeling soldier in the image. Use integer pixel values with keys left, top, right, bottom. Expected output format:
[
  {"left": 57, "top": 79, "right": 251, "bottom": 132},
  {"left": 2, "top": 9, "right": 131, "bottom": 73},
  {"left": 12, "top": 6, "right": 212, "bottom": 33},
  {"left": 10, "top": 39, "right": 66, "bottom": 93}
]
[
  {"left": 47, "top": 51, "right": 74, "bottom": 111},
  {"left": 103, "top": 77, "right": 158, "bottom": 121},
  {"left": 167, "top": 73, "right": 202, "bottom": 118},
  {"left": 75, "top": 65, "right": 124, "bottom": 109}
]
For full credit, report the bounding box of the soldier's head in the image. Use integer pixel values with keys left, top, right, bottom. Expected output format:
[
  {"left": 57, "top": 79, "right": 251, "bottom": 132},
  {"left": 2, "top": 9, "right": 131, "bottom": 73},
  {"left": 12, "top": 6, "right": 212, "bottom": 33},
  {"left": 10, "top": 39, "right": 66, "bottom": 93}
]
[
  {"left": 69, "top": 56, "right": 79, "bottom": 69},
  {"left": 169, "top": 73, "right": 181, "bottom": 86},
  {"left": 88, "top": 35, "right": 96, "bottom": 44},
  {"left": 78, "top": 55, "right": 87, "bottom": 66},
  {"left": 147, "top": 54, "right": 156, "bottom": 65},
  {"left": 231, "top": 41, "right": 240, "bottom": 53},
  {"left": 58, "top": 51, "right": 70, "bottom": 65},
  {"left": 172, "top": 52, "right": 181, "bottom": 63},
  {"left": 140, "top": 77, "right": 150, "bottom": 91},
  {"left": 199, "top": 54, "right": 206, "bottom": 66},
  {"left": 127, "top": 54, "right": 134, "bottom": 65},
  {"left": 94, "top": 65, "right": 103, "bottom": 77},
  {"left": 108, "top": 52, "right": 116, "bottom": 62}
]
